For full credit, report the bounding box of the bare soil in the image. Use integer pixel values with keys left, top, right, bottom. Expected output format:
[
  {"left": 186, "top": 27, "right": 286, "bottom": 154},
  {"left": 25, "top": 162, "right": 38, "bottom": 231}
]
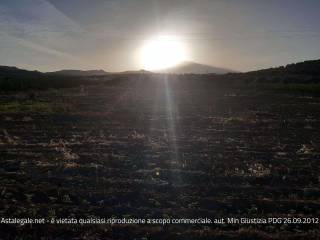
[{"left": 0, "top": 77, "right": 319, "bottom": 239}]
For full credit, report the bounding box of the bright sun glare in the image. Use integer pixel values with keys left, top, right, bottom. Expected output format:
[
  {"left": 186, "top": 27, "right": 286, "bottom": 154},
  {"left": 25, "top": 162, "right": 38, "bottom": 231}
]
[{"left": 139, "top": 35, "right": 188, "bottom": 70}]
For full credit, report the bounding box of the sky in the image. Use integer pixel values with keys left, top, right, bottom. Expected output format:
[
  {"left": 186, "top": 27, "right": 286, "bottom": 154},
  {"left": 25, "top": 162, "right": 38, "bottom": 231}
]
[{"left": 0, "top": 0, "right": 320, "bottom": 72}]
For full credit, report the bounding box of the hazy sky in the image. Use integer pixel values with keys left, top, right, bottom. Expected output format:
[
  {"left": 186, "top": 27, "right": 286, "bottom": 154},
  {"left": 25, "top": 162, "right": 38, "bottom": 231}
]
[{"left": 0, "top": 0, "right": 320, "bottom": 72}]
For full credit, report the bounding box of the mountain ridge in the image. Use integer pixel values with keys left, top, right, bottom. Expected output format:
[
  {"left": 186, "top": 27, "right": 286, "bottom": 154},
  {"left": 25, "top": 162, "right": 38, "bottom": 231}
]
[
  {"left": 158, "top": 61, "right": 235, "bottom": 74},
  {"left": 0, "top": 59, "right": 319, "bottom": 78}
]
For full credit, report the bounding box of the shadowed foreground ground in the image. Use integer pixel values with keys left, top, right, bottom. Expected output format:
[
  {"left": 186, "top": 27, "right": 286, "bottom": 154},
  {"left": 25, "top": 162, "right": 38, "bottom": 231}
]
[{"left": 0, "top": 76, "right": 319, "bottom": 239}]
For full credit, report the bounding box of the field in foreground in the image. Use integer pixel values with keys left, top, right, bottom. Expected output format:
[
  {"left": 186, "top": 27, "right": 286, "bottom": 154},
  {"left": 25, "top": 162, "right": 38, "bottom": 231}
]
[{"left": 0, "top": 76, "right": 319, "bottom": 239}]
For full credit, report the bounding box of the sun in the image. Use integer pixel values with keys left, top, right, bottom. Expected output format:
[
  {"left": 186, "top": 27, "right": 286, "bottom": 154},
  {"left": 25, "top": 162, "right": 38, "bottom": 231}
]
[{"left": 139, "top": 35, "right": 188, "bottom": 70}]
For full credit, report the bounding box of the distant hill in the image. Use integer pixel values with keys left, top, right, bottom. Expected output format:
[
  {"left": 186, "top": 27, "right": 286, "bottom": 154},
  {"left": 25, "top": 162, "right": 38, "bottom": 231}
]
[
  {"left": 239, "top": 59, "right": 320, "bottom": 84},
  {"left": 247, "top": 59, "right": 320, "bottom": 76},
  {"left": 159, "top": 61, "right": 235, "bottom": 74},
  {"left": 0, "top": 66, "right": 42, "bottom": 79},
  {"left": 47, "top": 69, "right": 108, "bottom": 76},
  {"left": 1, "top": 59, "right": 320, "bottom": 91},
  {"left": 0, "top": 66, "right": 107, "bottom": 91}
]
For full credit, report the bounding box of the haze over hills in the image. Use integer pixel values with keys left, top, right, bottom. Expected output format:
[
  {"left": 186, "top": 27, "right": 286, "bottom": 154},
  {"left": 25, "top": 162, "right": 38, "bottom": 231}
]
[
  {"left": 113, "top": 69, "right": 153, "bottom": 75},
  {"left": 158, "top": 61, "right": 235, "bottom": 74},
  {"left": 0, "top": 61, "right": 234, "bottom": 77},
  {"left": 0, "top": 59, "right": 319, "bottom": 80},
  {"left": 47, "top": 69, "right": 109, "bottom": 76}
]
